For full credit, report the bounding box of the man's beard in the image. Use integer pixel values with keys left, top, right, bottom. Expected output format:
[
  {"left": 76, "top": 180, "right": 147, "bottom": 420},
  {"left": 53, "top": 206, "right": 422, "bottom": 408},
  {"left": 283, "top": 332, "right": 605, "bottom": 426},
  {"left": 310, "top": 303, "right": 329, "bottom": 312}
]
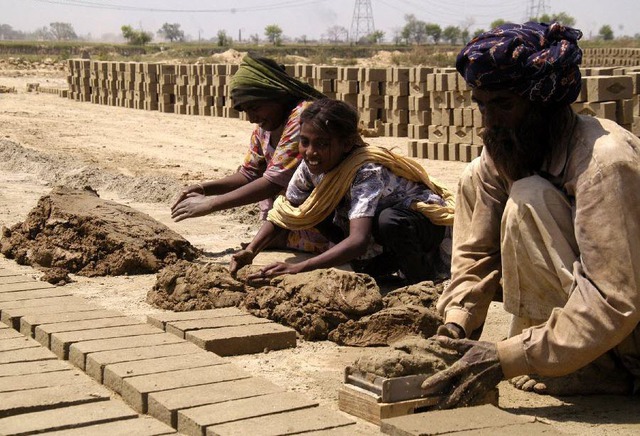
[{"left": 481, "top": 108, "right": 554, "bottom": 181}]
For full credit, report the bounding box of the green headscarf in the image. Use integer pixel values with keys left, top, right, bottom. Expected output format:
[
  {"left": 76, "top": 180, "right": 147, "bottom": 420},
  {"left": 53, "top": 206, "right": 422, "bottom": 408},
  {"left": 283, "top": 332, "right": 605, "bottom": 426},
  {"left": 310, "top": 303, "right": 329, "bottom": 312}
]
[{"left": 230, "top": 55, "right": 325, "bottom": 110}]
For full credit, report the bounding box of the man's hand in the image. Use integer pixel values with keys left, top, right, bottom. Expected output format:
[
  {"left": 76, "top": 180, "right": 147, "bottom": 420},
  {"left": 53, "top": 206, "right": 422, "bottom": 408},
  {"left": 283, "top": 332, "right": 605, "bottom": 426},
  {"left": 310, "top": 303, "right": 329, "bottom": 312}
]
[
  {"left": 247, "top": 261, "right": 305, "bottom": 280},
  {"left": 229, "top": 249, "right": 255, "bottom": 277},
  {"left": 171, "top": 193, "right": 211, "bottom": 222},
  {"left": 420, "top": 337, "right": 503, "bottom": 409},
  {"left": 437, "top": 322, "right": 466, "bottom": 339}
]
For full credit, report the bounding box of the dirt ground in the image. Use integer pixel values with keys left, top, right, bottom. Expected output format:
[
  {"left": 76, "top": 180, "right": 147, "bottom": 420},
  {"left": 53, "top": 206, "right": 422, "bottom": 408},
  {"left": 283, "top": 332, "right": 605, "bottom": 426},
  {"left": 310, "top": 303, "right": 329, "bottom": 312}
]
[{"left": 1, "top": 67, "right": 639, "bottom": 435}]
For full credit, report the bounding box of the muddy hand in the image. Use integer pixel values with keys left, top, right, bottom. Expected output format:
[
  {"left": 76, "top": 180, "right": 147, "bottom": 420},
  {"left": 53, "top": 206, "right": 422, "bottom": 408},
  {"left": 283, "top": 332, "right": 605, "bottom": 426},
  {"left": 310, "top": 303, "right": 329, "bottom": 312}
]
[
  {"left": 420, "top": 337, "right": 503, "bottom": 409},
  {"left": 247, "top": 261, "right": 304, "bottom": 280},
  {"left": 229, "top": 249, "right": 255, "bottom": 277},
  {"left": 436, "top": 322, "right": 466, "bottom": 339}
]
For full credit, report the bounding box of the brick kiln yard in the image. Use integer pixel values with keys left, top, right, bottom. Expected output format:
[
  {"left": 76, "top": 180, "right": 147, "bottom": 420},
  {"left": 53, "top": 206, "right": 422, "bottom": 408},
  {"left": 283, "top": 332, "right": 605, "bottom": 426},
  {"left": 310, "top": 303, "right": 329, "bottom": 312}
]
[{"left": 0, "top": 63, "right": 639, "bottom": 435}]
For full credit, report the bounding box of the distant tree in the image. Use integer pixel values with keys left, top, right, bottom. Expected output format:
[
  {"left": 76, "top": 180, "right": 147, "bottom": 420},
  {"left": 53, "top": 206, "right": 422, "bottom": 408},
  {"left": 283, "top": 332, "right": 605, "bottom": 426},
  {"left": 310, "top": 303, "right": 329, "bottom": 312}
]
[
  {"left": 461, "top": 29, "right": 470, "bottom": 43},
  {"left": 366, "top": 30, "right": 385, "bottom": 44},
  {"left": 443, "top": 25, "right": 461, "bottom": 44},
  {"left": 297, "top": 34, "right": 308, "bottom": 44},
  {"left": 326, "top": 25, "right": 348, "bottom": 43},
  {"left": 392, "top": 28, "right": 403, "bottom": 45},
  {"left": 402, "top": 14, "right": 427, "bottom": 44},
  {"left": 249, "top": 33, "right": 260, "bottom": 43},
  {"left": 473, "top": 28, "right": 485, "bottom": 38},
  {"left": 49, "top": 22, "right": 77, "bottom": 40},
  {"left": 33, "top": 26, "right": 53, "bottom": 41},
  {"left": 490, "top": 19, "right": 507, "bottom": 29},
  {"left": 264, "top": 24, "right": 283, "bottom": 45},
  {"left": 157, "top": 23, "right": 184, "bottom": 42},
  {"left": 536, "top": 12, "right": 576, "bottom": 27},
  {"left": 0, "top": 24, "right": 24, "bottom": 40},
  {"left": 121, "top": 25, "right": 152, "bottom": 45},
  {"left": 216, "top": 30, "right": 231, "bottom": 47},
  {"left": 425, "top": 23, "right": 442, "bottom": 44},
  {"left": 599, "top": 24, "right": 614, "bottom": 40}
]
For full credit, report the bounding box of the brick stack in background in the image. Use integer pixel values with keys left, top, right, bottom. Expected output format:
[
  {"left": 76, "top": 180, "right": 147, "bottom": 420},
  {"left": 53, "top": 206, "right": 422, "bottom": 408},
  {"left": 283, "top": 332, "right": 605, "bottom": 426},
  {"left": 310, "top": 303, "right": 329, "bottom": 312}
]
[
  {"left": 356, "top": 67, "right": 386, "bottom": 132},
  {"left": 384, "top": 67, "right": 410, "bottom": 137},
  {"left": 336, "top": 67, "right": 359, "bottom": 112},
  {"left": 63, "top": 59, "right": 640, "bottom": 161},
  {"left": 582, "top": 48, "right": 640, "bottom": 68},
  {"left": 141, "top": 63, "right": 158, "bottom": 111},
  {"left": 408, "top": 68, "right": 484, "bottom": 163},
  {"left": 573, "top": 66, "right": 640, "bottom": 136},
  {"left": 223, "top": 64, "right": 241, "bottom": 119},
  {"left": 67, "top": 59, "right": 90, "bottom": 102},
  {"left": 158, "top": 64, "right": 176, "bottom": 113},
  {"left": 407, "top": 66, "right": 434, "bottom": 143}
]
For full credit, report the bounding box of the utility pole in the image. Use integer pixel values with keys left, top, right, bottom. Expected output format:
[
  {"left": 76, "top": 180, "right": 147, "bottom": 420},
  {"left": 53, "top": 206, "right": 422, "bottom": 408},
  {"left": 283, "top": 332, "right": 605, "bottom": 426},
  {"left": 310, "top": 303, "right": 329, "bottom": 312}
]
[
  {"left": 350, "top": 0, "right": 375, "bottom": 44},
  {"left": 526, "top": 0, "right": 549, "bottom": 21}
]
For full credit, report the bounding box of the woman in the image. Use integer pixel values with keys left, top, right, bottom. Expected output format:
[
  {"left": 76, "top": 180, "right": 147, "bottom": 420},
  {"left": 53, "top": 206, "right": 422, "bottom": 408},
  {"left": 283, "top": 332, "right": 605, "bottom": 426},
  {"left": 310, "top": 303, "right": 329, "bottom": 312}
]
[
  {"left": 171, "top": 55, "right": 328, "bottom": 252},
  {"left": 230, "top": 99, "right": 455, "bottom": 285}
]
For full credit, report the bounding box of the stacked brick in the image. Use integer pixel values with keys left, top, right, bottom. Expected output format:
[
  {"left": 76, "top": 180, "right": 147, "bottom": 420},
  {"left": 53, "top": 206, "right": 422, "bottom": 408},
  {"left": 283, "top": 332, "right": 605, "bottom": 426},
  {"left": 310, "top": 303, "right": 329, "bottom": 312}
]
[
  {"left": 64, "top": 59, "right": 640, "bottom": 162},
  {"left": 407, "top": 68, "right": 484, "bottom": 162},
  {"left": 355, "top": 67, "right": 387, "bottom": 132},
  {"left": 573, "top": 66, "right": 640, "bottom": 136},
  {"left": 583, "top": 47, "right": 640, "bottom": 68}
]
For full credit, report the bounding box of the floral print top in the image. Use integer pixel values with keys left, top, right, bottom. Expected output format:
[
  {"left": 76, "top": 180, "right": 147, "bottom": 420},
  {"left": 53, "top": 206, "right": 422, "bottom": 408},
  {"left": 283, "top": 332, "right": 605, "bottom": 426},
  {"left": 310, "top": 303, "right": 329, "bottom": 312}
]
[{"left": 238, "top": 100, "right": 310, "bottom": 219}]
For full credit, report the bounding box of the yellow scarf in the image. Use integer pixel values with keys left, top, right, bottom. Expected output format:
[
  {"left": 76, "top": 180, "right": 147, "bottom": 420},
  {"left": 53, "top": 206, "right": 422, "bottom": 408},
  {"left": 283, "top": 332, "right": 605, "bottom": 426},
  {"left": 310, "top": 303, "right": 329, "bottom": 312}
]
[{"left": 267, "top": 146, "right": 455, "bottom": 230}]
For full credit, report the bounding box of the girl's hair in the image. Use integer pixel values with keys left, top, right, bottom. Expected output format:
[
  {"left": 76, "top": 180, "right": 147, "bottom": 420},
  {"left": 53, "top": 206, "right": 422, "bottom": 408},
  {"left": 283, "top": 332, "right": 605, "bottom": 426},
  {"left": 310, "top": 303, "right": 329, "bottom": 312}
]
[{"left": 300, "top": 99, "right": 367, "bottom": 148}]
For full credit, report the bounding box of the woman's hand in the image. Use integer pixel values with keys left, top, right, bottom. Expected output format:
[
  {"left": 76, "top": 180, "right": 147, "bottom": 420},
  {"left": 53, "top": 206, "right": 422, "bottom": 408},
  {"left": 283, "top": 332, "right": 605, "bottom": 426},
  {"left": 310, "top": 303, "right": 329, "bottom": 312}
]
[
  {"left": 247, "top": 261, "right": 306, "bottom": 279},
  {"left": 229, "top": 249, "right": 256, "bottom": 277},
  {"left": 171, "top": 192, "right": 212, "bottom": 222},
  {"left": 171, "top": 184, "right": 204, "bottom": 209}
]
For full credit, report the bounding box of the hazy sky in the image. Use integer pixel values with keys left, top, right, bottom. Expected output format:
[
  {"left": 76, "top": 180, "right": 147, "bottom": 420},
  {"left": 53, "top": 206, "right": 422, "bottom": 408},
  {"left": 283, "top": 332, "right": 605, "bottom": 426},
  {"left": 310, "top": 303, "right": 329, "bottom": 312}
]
[{"left": 3, "top": 0, "right": 640, "bottom": 42}]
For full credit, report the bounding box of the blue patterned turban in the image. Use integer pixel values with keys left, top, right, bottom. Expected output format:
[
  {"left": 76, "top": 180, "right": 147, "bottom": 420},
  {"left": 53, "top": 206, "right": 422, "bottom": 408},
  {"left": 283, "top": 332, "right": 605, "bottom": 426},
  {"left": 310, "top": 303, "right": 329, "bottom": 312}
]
[{"left": 456, "top": 21, "right": 583, "bottom": 105}]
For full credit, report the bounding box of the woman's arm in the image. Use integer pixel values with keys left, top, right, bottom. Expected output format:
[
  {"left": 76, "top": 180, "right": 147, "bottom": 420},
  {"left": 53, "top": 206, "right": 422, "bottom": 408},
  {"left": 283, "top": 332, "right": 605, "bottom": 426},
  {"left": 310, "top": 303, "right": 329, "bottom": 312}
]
[
  {"left": 171, "top": 176, "right": 283, "bottom": 222},
  {"left": 171, "top": 172, "right": 249, "bottom": 209}
]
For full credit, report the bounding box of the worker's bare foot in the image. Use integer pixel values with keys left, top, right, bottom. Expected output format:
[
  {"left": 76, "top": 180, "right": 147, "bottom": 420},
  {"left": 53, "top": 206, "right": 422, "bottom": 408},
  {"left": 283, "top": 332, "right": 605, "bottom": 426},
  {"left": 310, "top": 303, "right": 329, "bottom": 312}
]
[{"left": 510, "top": 361, "right": 632, "bottom": 396}]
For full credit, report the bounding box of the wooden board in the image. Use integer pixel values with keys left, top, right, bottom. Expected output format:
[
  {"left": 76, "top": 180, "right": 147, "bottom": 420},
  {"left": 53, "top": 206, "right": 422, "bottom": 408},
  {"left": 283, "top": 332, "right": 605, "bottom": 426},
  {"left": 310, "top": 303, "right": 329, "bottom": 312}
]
[{"left": 338, "top": 383, "right": 499, "bottom": 426}]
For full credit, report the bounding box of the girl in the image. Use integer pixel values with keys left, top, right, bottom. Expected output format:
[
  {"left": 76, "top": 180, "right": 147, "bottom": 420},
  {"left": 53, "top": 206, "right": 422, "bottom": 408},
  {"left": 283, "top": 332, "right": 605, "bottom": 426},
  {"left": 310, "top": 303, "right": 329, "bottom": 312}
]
[{"left": 230, "top": 99, "right": 455, "bottom": 285}]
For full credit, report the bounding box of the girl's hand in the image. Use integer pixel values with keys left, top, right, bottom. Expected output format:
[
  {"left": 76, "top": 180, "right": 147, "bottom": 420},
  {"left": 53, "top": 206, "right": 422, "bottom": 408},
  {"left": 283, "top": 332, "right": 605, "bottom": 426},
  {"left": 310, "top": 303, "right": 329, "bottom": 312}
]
[
  {"left": 171, "top": 193, "right": 211, "bottom": 222},
  {"left": 229, "top": 249, "right": 256, "bottom": 277},
  {"left": 248, "top": 261, "right": 306, "bottom": 279}
]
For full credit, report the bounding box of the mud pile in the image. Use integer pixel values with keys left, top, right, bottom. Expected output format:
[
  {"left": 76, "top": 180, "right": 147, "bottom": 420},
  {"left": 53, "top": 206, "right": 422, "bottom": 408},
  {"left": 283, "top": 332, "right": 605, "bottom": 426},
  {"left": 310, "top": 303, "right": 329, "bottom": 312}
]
[
  {"left": 243, "top": 268, "right": 384, "bottom": 340},
  {"left": 148, "top": 260, "right": 253, "bottom": 311},
  {"left": 328, "top": 281, "right": 445, "bottom": 346},
  {"left": 353, "top": 337, "right": 459, "bottom": 378},
  {"left": 0, "top": 186, "right": 199, "bottom": 279},
  {"left": 148, "top": 262, "right": 446, "bottom": 345}
]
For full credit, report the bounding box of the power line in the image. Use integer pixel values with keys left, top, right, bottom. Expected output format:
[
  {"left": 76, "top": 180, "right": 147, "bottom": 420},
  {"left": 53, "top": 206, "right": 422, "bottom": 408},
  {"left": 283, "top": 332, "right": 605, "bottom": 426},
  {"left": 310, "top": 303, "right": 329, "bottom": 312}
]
[{"left": 31, "top": 0, "right": 330, "bottom": 13}]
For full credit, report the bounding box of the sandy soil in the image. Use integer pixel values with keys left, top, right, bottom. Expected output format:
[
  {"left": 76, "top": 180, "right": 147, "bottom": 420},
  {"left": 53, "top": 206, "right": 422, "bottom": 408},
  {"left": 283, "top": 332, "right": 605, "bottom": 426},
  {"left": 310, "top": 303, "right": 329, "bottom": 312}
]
[{"left": 1, "top": 69, "right": 639, "bottom": 435}]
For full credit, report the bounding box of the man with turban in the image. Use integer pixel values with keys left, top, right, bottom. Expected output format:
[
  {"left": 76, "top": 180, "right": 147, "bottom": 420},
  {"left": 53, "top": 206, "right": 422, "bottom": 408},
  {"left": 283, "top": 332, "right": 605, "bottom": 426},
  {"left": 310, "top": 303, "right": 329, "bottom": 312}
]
[
  {"left": 171, "top": 55, "right": 329, "bottom": 252},
  {"left": 421, "top": 21, "right": 640, "bottom": 407}
]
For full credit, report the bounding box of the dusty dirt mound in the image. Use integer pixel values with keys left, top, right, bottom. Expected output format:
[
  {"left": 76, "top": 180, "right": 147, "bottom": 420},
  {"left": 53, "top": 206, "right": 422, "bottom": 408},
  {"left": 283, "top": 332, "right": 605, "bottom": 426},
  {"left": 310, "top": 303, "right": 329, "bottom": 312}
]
[
  {"left": 328, "top": 281, "right": 444, "bottom": 346},
  {"left": 0, "top": 139, "right": 180, "bottom": 204},
  {"left": 147, "top": 260, "right": 253, "bottom": 311},
  {"left": 0, "top": 186, "right": 199, "bottom": 277},
  {"left": 353, "top": 336, "right": 459, "bottom": 378},
  {"left": 243, "top": 268, "right": 383, "bottom": 340}
]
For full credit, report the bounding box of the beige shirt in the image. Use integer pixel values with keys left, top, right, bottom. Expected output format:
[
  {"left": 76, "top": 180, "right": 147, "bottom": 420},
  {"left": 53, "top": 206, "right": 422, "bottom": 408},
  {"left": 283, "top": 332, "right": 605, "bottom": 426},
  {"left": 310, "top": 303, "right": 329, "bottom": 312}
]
[{"left": 439, "top": 115, "right": 640, "bottom": 378}]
